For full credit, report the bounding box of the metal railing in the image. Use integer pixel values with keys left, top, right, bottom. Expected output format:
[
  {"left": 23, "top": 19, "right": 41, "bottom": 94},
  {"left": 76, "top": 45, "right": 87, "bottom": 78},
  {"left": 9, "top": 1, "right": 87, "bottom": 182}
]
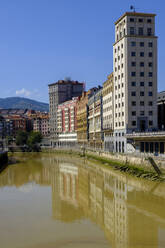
[{"left": 126, "top": 131, "right": 165, "bottom": 137}]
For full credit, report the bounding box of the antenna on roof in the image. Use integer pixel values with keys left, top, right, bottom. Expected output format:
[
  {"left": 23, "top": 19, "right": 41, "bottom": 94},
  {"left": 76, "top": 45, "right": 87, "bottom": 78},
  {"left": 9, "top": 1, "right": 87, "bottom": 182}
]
[{"left": 130, "top": 5, "right": 136, "bottom": 12}]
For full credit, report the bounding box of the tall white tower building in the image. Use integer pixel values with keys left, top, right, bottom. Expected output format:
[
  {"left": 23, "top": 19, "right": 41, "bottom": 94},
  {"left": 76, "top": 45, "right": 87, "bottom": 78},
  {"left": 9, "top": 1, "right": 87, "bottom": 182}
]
[{"left": 113, "top": 12, "right": 158, "bottom": 153}]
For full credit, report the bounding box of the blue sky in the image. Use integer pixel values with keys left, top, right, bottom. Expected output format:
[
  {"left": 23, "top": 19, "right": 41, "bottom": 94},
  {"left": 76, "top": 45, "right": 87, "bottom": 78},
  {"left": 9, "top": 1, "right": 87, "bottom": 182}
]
[{"left": 0, "top": 0, "right": 164, "bottom": 103}]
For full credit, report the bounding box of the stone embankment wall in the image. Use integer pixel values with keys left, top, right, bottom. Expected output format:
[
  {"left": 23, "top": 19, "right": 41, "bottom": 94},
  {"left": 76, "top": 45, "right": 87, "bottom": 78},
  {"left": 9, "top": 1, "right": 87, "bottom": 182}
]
[
  {"left": 0, "top": 152, "right": 8, "bottom": 171},
  {"left": 86, "top": 150, "right": 165, "bottom": 173},
  {"left": 46, "top": 146, "right": 165, "bottom": 174}
]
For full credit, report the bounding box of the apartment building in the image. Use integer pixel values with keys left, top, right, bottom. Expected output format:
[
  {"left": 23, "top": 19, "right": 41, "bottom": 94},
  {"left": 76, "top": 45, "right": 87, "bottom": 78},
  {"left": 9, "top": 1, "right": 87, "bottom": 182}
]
[
  {"left": 57, "top": 97, "right": 78, "bottom": 147},
  {"left": 77, "top": 91, "right": 89, "bottom": 146},
  {"left": 102, "top": 72, "right": 114, "bottom": 151},
  {"left": 48, "top": 79, "right": 84, "bottom": 146},
  {"left": 33, "top": 116, "right": 49, "bottom": 136},
  {"left": 77, "top": 89, "right": 96, "bottom": 146},
  {"left": 113, "top": 12, "right": 158, "bottom": 153},
  {"left": 157, "top": 91, "right": 165, "bottom": 130},
  {"left": 88, "top": 87, "right": 103, "bottom": 149}
]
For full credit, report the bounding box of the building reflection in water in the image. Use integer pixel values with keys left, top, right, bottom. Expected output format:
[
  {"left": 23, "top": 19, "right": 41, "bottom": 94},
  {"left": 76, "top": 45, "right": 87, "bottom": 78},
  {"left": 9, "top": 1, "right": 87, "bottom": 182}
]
[{"left": 0, "top": 155, "right": 165, "bottom": 248}]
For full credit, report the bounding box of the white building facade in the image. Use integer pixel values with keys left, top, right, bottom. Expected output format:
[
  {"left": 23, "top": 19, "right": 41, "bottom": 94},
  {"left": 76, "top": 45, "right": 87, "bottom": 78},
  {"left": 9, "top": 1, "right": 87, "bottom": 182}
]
[
  {"left": 102, "top": 73, "right": 114, "bottom": 152},
  {"left": 113, "top": 12, "right": 158, "bottom": 153}
]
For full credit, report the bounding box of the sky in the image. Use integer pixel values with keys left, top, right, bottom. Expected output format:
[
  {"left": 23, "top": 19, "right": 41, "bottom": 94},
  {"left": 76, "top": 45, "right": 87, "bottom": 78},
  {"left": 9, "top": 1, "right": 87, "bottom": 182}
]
[{"left": 0, "top": 0, "right": 165, "bottom": 103}]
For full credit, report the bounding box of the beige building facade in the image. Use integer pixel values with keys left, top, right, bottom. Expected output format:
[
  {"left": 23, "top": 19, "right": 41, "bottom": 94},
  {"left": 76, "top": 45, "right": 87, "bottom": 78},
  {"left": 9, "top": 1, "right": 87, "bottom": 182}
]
[{"left": 113, "top": 12, "right": 158, "bottom": 153}]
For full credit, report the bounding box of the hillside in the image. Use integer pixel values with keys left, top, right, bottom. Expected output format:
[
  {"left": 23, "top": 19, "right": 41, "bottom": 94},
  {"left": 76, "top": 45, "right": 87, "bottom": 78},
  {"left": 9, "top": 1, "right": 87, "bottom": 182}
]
[{"left": 0, "top": 97, "right": 49, "bottom": 112}]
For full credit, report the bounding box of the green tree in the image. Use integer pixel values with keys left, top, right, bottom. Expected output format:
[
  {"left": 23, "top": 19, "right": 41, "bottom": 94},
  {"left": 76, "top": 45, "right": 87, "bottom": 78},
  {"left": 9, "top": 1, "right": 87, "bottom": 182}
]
[
  {"left": 16, "top": 131, "right": 28, "bottom": 146},
  {"left": 27, "top": 131, "right": 42, "bottom": 152}
]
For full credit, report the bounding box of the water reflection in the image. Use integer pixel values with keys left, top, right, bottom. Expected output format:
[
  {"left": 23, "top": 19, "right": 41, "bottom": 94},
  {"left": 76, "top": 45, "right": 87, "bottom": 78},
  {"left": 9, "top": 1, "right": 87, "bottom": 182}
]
[{"left": 1, "top": 154, "right": 165, "bottom": 248}]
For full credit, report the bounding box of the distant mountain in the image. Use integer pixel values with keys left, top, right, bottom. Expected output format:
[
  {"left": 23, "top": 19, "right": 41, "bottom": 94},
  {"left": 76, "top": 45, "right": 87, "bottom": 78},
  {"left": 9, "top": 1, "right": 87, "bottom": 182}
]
[{"left": 0, "top": 97, "right": 49, "bottom": 112}]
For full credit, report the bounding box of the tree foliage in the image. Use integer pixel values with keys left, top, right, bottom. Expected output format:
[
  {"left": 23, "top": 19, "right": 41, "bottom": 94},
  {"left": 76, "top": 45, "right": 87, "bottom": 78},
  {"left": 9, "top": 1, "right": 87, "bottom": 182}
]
[
  {"left": 16, "top": 131, "right": 28, "bottom": 146},
  {"left": 15, "top": 131, "right": 42, "bottom": 152},
  {"left": 27, "top": 132, "right": 42, "bottom": 152}
]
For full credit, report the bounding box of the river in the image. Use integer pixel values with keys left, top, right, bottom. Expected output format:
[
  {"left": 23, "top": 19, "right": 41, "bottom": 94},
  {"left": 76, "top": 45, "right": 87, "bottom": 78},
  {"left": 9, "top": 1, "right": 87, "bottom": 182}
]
[{"left": 0, "top": 153, "right": 165, "bottom": 248}]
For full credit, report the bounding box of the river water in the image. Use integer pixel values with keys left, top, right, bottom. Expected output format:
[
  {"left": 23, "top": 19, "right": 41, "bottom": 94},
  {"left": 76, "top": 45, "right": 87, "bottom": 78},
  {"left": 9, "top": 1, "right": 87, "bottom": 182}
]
[{"left": 0, "top": 153, "right": 165, "bottom": 248}]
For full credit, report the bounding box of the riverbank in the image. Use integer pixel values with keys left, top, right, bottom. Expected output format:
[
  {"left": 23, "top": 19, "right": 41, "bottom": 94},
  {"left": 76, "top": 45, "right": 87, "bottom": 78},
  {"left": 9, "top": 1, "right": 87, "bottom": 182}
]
[
  {"left": 0, "top": 152, "right": 8, "bottom": 172},
  {"left": 44, "top": 148, "right": 165, "bottom": 181}
]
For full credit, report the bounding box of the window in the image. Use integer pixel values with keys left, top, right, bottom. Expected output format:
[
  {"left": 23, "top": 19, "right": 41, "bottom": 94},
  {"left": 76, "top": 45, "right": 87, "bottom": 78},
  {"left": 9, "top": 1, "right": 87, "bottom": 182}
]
[
  {"left": 132, "top": 101, "right": 136, "bottom": 106},
  {"left": 148, "top": 82, "right": 152, "bottom": 86},
  {"left": 149, "top": 101, "right": 153, "bottom": 106},
  {"left": 138, "top": 27, "right": 143, "bottom": 35},
  {"left": 121, "top": 63, "right": 124, "bottom": 68},
  {"left": 131, "top": 52, "right": 136, "bottom": 56},
  {"left": 130, "top": 27, "right": 135, "bottom": 35},
  {"left": 131, "top": 72, "right": 136, "bottom": 76},
  {"left": 149, "top": 120, "right": 153, "bottom": 126},
  {"left": 149, "top": 52, "right": 153, "bottom": 57},
  {"left": 147, "top": 28, "right": 152, "bottom": 36},
  {"left": 130, "top": 18, "right": 135, "bottom": 22},
  {"left": 132, "top": 121, "right": 136, "bottom": 126},
  {"left": 140, "top": 72, "right": 144, "bottom": 77},
  {"left": 121, "top": 73, "right": 124, "bottom": 78},
  {"left": 131, "top": 41, "right": 136, "bottom": 46},
  {"left": 131, "top": 91, "right": 136, "bottom": 96},
  {"left": 147, "top": 19, "right": 152, "bottom": 23},
  {"left": 140, "top": 91, "right": 144, "bottom": 96},
  {"left": 148, "top": 91, "right": 153, "bottom": 96},
  {"left": 140, "top": 111, "right": 144, "bottom": 116},
  {"left": 131, "top": 81, "right": 136, "bottom": 86},
  {"left": 140, "top": 42, "right": 144, "bottom": 47},
  {"left": 148, "top": 42, "right": 153, "bottom": 47},
  {"left": 121, "top": 43, "right": 123, "bottom": 48},
  {"left": 118, "top": 46, "right": 120, "bottom": 51},
  {"left": 132, "top": 111, "right": 136, "bottom": 116},
  {"left": 140, "top": 62, "right": 144, "bottom": 67},
  {"left": 149, "top": 62, "right": 153, "bottom": 67},
  {"left": 140, "top": 82, "right": 144, "bottom": 86},
  {"left": 149, "top": 72, "right": 153, "bottom": 77},
  {"left": 115, "top": 49, "right": 117, "bottom": 53},
  {"left": 121, "top": 53, "right": 123, "bottom": 58},
  {"left": 149, "top": 111, "right": 153, "bottom": 116},
  {"left": 139, "top": 18, "right": 143, "bottom": 22},
  {"left": 131, "top": 62, "right": 136, "bottom": 66},
  {"left": 140, "top": 101, "right": 144, "bottom": 106}
]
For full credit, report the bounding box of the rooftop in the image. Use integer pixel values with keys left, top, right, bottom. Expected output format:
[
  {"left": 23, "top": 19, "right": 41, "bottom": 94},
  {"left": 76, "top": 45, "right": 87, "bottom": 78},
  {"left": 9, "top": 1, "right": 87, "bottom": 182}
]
[
  {"left": 115, "top": 12, "right": 156, "bottom": 25},
  {"left": 48, "top": 80, "right": 84, "bottom": 87}
]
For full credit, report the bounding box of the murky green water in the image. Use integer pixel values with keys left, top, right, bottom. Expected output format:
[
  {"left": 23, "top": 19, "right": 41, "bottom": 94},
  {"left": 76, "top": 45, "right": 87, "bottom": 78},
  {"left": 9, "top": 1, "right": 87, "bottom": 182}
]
[{"left": 0, "top": 153, "right": 165, "bottom": 248}]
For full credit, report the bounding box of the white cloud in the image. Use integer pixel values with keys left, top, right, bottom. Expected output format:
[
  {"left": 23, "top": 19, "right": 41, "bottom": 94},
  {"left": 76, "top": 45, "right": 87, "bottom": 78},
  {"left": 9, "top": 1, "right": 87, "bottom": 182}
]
[{"left": 16, "top": 88, "right": 31, "bottom": 97}]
